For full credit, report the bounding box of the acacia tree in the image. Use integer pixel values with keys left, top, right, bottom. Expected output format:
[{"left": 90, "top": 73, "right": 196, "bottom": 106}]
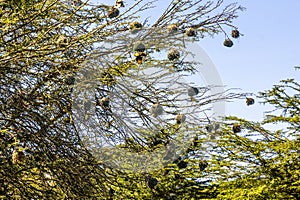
[
  {"left": 205, "top": 71, "right": 300, "bottom": 199},
  {"left": 0, "top": 0, "right": 244, "bottom": 199}
]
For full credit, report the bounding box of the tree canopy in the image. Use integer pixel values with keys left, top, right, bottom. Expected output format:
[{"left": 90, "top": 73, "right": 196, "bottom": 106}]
[{"left": 2, "top": 0, "right": 299, "bottom": 200}]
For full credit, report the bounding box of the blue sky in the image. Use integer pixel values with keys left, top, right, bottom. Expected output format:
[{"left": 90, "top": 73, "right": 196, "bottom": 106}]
[{"left": 200, "top": 0, "right": 300, "bottom": 120}]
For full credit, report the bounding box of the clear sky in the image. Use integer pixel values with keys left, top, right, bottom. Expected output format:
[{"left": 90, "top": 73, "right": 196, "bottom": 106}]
[{"left": 199, "top": 0, "right": 300, "bottom": 120}]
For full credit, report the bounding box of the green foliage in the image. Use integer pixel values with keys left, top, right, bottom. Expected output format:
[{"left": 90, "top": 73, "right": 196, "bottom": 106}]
[
  {"left": 0, "top": 0, "right": 247, "bottom": 199},
  {"left": 210, "top": 77, "right": 300, "bottom": 199},
  {"left": 2, "top": 0, "right": 298, "bottom": 199}
]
